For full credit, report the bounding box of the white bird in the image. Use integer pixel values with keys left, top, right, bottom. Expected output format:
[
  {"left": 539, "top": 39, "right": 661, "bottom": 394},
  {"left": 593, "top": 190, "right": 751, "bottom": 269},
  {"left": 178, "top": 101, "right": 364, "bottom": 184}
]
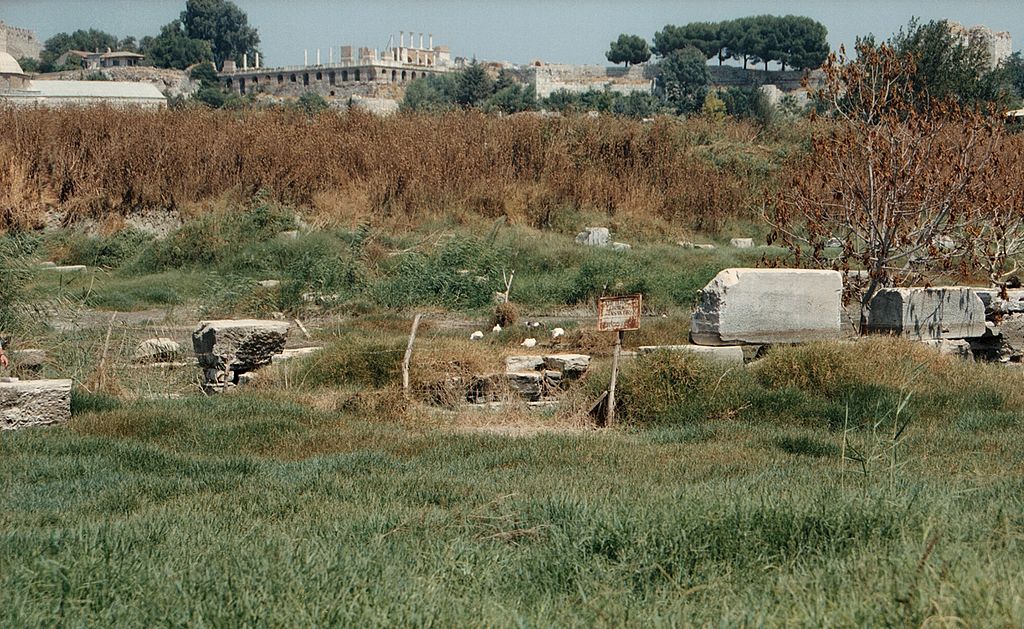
[
  {"left": 492, "top": 324, "right": 502, "bottom": 333},
  {"left": 470, "top": 331, "right": 484, "bottom": 341},
  {"left": 551, "top": 327, "right": 565, "bottom": 338},
  {"left": 521, "top": 338, "right": 537, "bottom": 348}
]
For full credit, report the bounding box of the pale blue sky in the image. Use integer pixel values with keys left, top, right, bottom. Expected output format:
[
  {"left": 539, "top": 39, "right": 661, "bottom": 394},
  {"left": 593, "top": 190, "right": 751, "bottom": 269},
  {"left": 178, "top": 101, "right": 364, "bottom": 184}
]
[{"left": 3, "top": 1, "right": 1021, "bottom": 67}]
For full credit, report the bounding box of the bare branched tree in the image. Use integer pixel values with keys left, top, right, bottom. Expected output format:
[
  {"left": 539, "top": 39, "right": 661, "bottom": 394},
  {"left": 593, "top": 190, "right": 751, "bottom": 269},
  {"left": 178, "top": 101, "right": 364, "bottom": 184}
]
[{"left": 769, "top": 41, "right": 1024, "bottom": 326}]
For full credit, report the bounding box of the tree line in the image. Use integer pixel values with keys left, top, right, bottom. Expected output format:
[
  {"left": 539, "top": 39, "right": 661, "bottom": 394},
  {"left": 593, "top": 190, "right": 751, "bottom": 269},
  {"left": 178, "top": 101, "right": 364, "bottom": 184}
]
[
  {"left": 606, "top": 15, "right": 830, "bottom": 72},
  {"left": 18, "top": 0, "right": 259, "bottom": 73}
]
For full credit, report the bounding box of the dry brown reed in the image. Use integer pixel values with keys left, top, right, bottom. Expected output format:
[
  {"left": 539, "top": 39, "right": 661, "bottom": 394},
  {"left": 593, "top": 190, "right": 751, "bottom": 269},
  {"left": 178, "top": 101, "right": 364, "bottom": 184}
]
[{"left": 0, "top": 107, "right": 762, "bottom": 232}]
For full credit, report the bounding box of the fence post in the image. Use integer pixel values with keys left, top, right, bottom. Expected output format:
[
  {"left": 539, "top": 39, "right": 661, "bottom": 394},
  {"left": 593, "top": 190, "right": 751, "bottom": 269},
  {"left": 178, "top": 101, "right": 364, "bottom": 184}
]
[{"left": 402, "top": 314, "right": 423, "bottom": 397}]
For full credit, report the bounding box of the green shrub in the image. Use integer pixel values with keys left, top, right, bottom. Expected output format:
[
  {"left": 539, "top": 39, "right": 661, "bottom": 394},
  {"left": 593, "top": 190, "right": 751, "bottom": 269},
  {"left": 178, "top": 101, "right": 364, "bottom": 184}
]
[
  {"left": 132, "top": 199, "right": 296, "bottom": 273},
  {"left": 56, "top": 229, "right": 152, "bottom": 268},
  {"left": 616, "top": 351, "right": 740, "bottom": 425},
  {"left": 295, "top": 338, "right": 404, "bottom": 389},
  {"left": 373, "top": 237, "right": 507, "bottom": 309}
]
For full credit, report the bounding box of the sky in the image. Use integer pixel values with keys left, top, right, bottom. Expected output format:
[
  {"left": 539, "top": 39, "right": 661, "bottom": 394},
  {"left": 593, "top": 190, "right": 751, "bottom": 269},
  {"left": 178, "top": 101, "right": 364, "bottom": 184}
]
[{"left": 2, "top": 1, "right": 1022, "bottom": 67}]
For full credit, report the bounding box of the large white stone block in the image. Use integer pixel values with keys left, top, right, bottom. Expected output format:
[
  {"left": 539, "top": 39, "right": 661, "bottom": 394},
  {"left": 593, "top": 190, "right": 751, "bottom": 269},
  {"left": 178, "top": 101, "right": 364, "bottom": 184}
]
[
  {"left": 865, "top": 287, "right": 985, "bottom": 340},
  {"left": 690, "top": 268, "right": 843, "bottom": 345},
  {"left": 0, "top": 379, "right": 73, "bottom": 430}
]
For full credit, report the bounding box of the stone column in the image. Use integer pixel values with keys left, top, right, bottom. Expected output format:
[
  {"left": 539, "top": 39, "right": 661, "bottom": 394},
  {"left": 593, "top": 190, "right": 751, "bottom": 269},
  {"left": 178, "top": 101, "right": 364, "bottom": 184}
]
[
  {"left": 316, "top": 48, "right": 321, "bottom": 65},
  {"left": 420, "top": 33, "right": 424, "bottom": 50},
  {"left": 304, "top": 49, "right": 308, "bottom": 66},
  {"left": 243, "top": 52, "right": 247, "bottom": 70}
]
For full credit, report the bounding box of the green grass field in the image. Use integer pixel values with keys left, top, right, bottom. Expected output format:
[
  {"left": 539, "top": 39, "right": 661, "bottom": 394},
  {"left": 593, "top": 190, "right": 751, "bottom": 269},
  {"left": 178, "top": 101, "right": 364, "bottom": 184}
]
[
  {"left": 3, "top": 342, "right": 1023, "bottom": 627},
  {"left": 3, "top": 212, "right": 1024, "bottom": 626}
]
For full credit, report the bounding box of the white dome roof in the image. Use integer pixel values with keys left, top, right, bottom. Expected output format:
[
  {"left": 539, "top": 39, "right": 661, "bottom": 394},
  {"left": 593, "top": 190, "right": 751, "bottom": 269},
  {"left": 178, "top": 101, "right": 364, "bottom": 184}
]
[{"left": 0, "top": 51, "right": 25, "bottom": 75}]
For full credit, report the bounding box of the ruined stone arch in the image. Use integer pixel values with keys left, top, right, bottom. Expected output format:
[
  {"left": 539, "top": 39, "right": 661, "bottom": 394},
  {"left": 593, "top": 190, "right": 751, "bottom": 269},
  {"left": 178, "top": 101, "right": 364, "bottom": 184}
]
[
  {"left": 401, "top": 70, "right": 407, "bottom": 82},
  {"left": 342, "top": 70, "right": 348, "bottom": 82},
  {"left": 391, "top": 69, "right": 397, "bottom": 82},
  {"left": 354, "top": 69, "right": 360, "bottom": 81},
  {"left": 316, "top": 71, "right": 322, "bottom": 81}
]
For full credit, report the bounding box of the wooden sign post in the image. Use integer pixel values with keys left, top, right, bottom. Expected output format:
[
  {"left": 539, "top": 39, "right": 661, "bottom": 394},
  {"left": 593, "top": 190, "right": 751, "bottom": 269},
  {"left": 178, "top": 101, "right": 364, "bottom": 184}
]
[{"left": 597, "top": 294, "right": 642, "bottom": 427}]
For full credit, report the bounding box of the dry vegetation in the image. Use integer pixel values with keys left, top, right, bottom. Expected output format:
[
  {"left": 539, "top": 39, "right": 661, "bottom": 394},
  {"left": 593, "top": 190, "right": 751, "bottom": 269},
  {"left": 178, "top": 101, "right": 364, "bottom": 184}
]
[{"left": 0, "top": 107, "right": 771, "bottom": 233}]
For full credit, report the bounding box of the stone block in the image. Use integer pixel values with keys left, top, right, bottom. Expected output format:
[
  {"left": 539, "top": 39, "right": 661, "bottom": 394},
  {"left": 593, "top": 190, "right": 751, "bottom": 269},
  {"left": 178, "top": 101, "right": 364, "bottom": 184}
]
[
  {"left": 192, "top": 320, "right": 289, "bottom": 374},
  {"left": 864, "top": 287, "right": 985, "bottom": 340},
  {"left": 0, "top": 379, "right": 73, "bottom": 430},
  {"left": 975, "top": 288, "right": 1024, "bottom": 316},
  {"left": 542, "top": 370, "right": 563, "bottom": 390},
  {"left": 505, "top": 372, "right": 544, "bottom": 401},
  {"left": 542, "top": 354, "right": 591, "bottom": 377},
  {"left": 690, "top": 268, "right": 843, "bottom": 345},
  {"left": 134, "top": 337, "right": 181, "bottom": 363},
  {"left": 637, "top": 344, "right": 744, "bottom": 365},
  {"left": 575, "top": 227, "right": 610, "bottom": 247},
  {"left": 611, "top": 242, "right": 631, "bottom": 251},
  {"left": 730, "top": 238, "right": 755, "bottom": 248},
  {"left": 920, "top": 339, "right": 973, "bottom": 360},
  {"left": 505, "top": 355, "right": 544, "bottom": 373}
]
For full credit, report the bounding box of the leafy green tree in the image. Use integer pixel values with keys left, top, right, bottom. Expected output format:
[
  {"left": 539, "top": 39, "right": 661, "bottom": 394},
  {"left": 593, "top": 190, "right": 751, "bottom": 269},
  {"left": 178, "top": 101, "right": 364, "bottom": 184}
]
[
  {"left": 147, "top": 20, "right": 213, "bottom": 70},
  {"left": 780, "top": 16, "right": 829, "bottom": 70},
  {"left": 119, "top": 36, "right": 139, "bottom": 53},
  {"left": 746, "top": 15, "right": 784, "bottom": 71},
  {"left": 189, "top": 61, "right": 220, "bottom": 86},
  {"left": 181, "top": 0, "right": 261, "bottom": 68},
  {"left": 484, "top": 84, "right": 537, "bottom": 114},
  {"left": 606, "top": 34, "right": 651, "bottom": 67},
  {"left": 996, "top": 52, "right": 1024, "bottom": 104},
  {"left": 401, "top": 74, "right": 459, "bottom": 112},
  {"left": 17, "top": 57, "right": 40, "bottom": 73},
  {"left": 701, "top": 91, "right": 727, "bottom": 120},
  {"left": 493, "top": 69, "right": 518, "bottom": 92},
  {"left": 455, "top": 61, "right": 493, "bottom": 107},
  {"left": 657, "top": 46, "right": 710, "bottom": 114},
  {"left": 609, "top": 91, "right": 667, "bottom": 118},
  {"left": 40, "top": 29, "right": 122, "bottom": 72},
  {"left": 653, "top": 23, "right": 722, "bottom": 63},
  {"left": 890, "top": 18, "right": 999, "bottom": 105},
  {"left": 297, "top": 91, "right": 329, "bottom": 115}
]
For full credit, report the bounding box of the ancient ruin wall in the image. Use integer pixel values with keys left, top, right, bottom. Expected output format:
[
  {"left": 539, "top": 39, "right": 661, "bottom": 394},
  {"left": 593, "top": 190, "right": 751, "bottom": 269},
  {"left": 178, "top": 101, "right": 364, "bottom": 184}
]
[
  {"left": 0, "top": 22, "right": 42, "bottom": 60},
  {"left": 527, "top": 64, "right": 654, "bottom": 99}
]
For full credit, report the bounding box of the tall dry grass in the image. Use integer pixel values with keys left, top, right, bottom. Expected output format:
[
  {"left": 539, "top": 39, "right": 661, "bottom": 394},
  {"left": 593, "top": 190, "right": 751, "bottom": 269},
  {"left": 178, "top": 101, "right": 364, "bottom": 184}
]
[{"left": 0, "top": 107, "right": 767, "bottom": 232}]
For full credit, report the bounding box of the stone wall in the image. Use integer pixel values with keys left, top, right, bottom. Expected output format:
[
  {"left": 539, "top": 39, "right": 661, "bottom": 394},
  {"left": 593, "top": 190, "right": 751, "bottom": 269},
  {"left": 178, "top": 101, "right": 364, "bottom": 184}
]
[
  {"left": 221, "top": 62, "right": 447, "bottom": 97},
  {"left": 0, "top": 22, "right": 42, "bottom": 60},
  {"left": 948, "top": 22, "right": 1012, "bottom": 70},
  {"left": 526, "top": 64, "right": 655, "bottom": 99},
  {"left": 44, "top": 67, "right": 197, "bottom": 98},
  {"left": 707, "top": 66, "right": 824, "bottom": 91}
]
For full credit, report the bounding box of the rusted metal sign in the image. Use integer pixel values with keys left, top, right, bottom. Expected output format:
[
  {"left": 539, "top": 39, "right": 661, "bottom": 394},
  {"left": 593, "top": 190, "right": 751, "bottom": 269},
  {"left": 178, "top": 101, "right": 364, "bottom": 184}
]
[{"left": 597, "top": 294, "right": 642, "bottom": 332}]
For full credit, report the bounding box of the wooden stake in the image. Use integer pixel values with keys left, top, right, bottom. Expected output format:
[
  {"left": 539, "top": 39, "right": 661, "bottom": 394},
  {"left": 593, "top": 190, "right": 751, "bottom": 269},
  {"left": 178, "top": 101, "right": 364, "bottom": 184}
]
[
  {"left": 402, "top": 314, "right": 423, "bottom": 396},
  {"left": 293, "top": 318, "right": 311, "bottom": 340},
  {"left": 606, "top": 329, "right": 623, "bottom": 427}
]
